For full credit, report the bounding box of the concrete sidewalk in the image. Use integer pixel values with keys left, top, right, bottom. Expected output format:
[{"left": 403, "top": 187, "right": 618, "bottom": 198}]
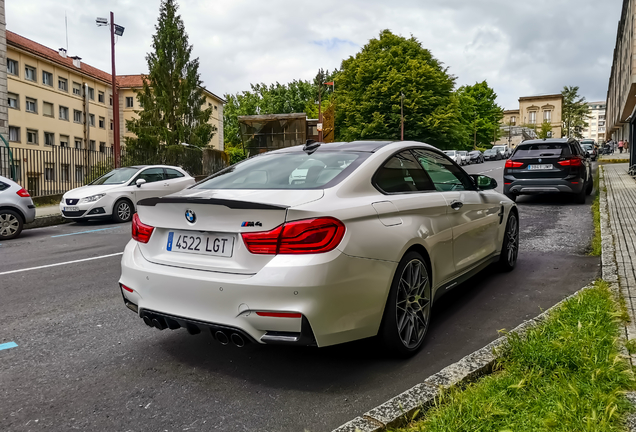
[{"left": 599, "top": 153, "right": 630, "bottom": 162}]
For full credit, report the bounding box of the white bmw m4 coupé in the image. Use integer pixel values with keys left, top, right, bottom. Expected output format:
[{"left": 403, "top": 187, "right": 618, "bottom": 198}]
[{"left": 119, "top": 141, "right": 519, "bottom": 356}]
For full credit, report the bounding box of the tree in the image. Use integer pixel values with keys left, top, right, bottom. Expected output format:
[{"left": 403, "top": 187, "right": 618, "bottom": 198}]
[
  {"left": 537, "top": 120, "right": 553, "bottom": 139},
  {"left": 334, "top": 30, "right": 463, "bottom": 147},
  {"left": 125, "top": 0, "right": 215, "bottom": 151},
  {"left": 561, "top": 86, "right": 589, "bottom": 139},
  {"left": 455, "top": 81, "right": 503, "bottom": 149}
]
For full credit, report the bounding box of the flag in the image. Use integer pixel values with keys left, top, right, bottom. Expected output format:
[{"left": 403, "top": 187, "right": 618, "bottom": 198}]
[{"left": 324, "top": 81, "right": 334, "bottom": 86}]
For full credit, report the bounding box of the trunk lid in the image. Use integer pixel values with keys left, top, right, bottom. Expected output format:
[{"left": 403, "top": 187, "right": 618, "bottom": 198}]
[
  {"left": 136, "top": 189, "right": 324, "bottom": 274},
  {"left": 507, "top": 143, "right": 572, "bottom": 180}
]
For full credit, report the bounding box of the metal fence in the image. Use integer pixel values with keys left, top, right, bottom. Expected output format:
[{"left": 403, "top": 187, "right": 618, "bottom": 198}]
[{"left": 0, "top": 145, "right": 204, "bottom": 197}]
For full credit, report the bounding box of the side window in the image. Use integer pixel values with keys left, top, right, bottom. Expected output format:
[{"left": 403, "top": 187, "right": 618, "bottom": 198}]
[
  {"left": 373, "top": 150, "right": 434, "bottom": 194},
  {"left": 412, "top": 149, "right": 475, "bottom": 192},
  {"left": 137, "top": 168, "right": 165, "bottom": 183},
  {"left": 0, "top": 181, "right": 8, "bottom": 191},
  {"left": 165, "top": 168, "right": 185, "bottom": 179}
]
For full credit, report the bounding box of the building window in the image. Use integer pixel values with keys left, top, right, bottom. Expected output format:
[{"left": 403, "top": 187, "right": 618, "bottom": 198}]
[
  {"left": 75, "top": 165, "right": 84, "bottom": 183},
  {"left": 45, "top": 163, "right": 55, "bottom": 181},
  {"left": 109, "top": 95, "right": 112, "bottom": 106},
  {"left": 26, "top": 129, "right": 38, "bottom": 145},
  {"left": 8, "top": 126, "right": 20, "bottom": 142},
  {"left": 44, "top": 132, "right": 55, "bottom": 146},
  {"left": 42, "top": 71, "right": 53, "bottom": 86},
  {"left": 7, "top": 58, "right": 18, "bottom": 76},
  {"left": 73, "top": 110, "right": 82, "bottom": 123},
  {"left": 59, "top": 106, "right": 69, "bottom": 121},
  {"left": 89, "top": 114, "right": 95, "bottom": 127},
  {"left": 510, "top": 116, "right": 516, "bottom": 125},
  {"left": 25, "top": 98, "right": 37, "bottom": 113},
  {"left": 58, "top": 77, "right": 68, "bottom": 92},
  {"left": 43, "top": 102, "right": 54, "bottom": 117},
  {"left": 110, "top": 120, "right": 114, "bottom": 130},
  {"left": 88, "top": 87, "right": 95, "bottom": 100},
  {"left": 25, "top": 66, "right": 36, "bottom": 82},
  {"left": 60, "top": 135, "right": 69, "bottom": 148},
  {"left": 543, "top": 110, "right": 551, "bottom": 121},
  {"left": 8, "top": 93, "right": 19, "bottom": 109},
  {"left": 89, "top": 140, "right": 96, "bottom": 151},
  {"left": 99, "top": 142, "right": 106, "bottom": 153},
  {"left": 126, "top": 97, "right": 134, "bottom": 108},
  {"left": 98, "top": 91, "right": 105, "bottom": 103},
  {"left": 529, "top": 111, "right": 537, "bottom": 124},
  {"left": 61, "top": 164, "right": 70, "bottom": 182},
  {"left": 99, "top": 117, "right": 105, "bottom": 129},
  {"left": 214, "top": 105, "right": 218, "bottom": 110},
  {"left": 72, "top": 82, "right": 81, "bottom": 96},
  {"left": 74, "top": 138, "right": 83, "bottom": 149}
]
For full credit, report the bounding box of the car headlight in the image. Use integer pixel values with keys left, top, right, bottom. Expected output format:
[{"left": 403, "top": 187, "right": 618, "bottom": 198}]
[{"left": 79, "top": 193, "right": 106, "bottom": 203}]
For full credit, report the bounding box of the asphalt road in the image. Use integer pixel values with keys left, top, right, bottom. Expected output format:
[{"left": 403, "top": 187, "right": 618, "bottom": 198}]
[{"left": 0, "top": 160, "right": 600, "bottom": 432}]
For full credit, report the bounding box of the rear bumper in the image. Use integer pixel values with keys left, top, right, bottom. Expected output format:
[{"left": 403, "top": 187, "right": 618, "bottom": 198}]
[
  {"left": 119, "top": 240, "right": 396, "bottom": 347},
  {"left": 504, "top": 178, "right": 584, "bottom": 195}
]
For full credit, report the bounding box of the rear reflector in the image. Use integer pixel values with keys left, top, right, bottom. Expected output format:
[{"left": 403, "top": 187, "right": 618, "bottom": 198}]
[
  {"left": 16, "top": 188, "right": 30, "bottom": 197},
  {"left": 505, "top": 160, "right": 523, "bottom": 168},
  {"left": 255, "top": 312, "right": 302, "bottom": 318},
  {"left": 132, "top": 213, "right": 154, "bottom": 243},
  {"left": 242, "top": 217, "right": 345, "bottom": 255},
  {"left": 557, "top": 158, "right": 583, "bottom": 167},
  {"left": 120, "top": 284, "right": 133, "bottom": 293}
]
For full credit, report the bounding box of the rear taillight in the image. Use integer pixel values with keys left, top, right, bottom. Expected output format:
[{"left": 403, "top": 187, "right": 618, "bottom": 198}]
[
  {"left": 132, "top": 213, "right": 154, "bottom": 243},
  {"left": 255, "top": 312, "right": 302, "bottom": 318},
  {"left": 242, "top": 217, "right": 346, "bottom": 255},
  {"left": 505, "top": 160, "right": 523, "bottom": 168},
  {"left": 16, "top": 188, "right": 30, "bottom": 197},
  {"left": 557, "top": 158, "right": 583, "bottom": 167},
  {"left": 120, "top": 284, "right": 134, "bottom": 293}
]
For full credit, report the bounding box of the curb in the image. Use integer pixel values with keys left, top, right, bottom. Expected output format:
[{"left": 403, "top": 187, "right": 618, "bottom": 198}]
[
  {"left": 333, "top": 172, "right": 611, "bottom": 432},
  {"left": 24, "top": 214, "right": 69, "bottom": 229}
]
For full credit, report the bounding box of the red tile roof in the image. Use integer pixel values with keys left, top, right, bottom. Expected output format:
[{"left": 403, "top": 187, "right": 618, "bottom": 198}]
[
  {"left": 7, "top": 30, "right": 113, "bottom": 85},
  {"left": 117, "top": 74, "right": 145, "bottom": 88}
]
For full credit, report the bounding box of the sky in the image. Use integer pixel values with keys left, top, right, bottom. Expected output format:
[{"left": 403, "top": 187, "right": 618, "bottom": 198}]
[{"left": 6, "top": 0, "right": 623, "bottom": 110}]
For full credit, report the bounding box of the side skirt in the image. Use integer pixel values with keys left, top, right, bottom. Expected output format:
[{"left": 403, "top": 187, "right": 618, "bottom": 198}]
[{"left": 432, "top": 254, "right": 500, "bottom": 304}]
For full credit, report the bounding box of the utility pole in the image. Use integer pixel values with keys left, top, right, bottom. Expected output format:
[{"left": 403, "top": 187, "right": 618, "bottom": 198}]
[
  {"left": 110, "top": 12, "right": 121, "bottom": 167},
  {"left": 318, "top": 84, "right": 322, "bottom": 142},
  {"left": 473, "top": 110, "right": 477, "bottom": 149},
  {"left": 400, "top": 92, "right": 405, "bottom": 140}
]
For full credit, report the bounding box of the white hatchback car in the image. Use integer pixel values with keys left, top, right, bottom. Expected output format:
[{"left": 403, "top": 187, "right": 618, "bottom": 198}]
[
  {"left": 119, "top": 141, "right": 518, "bottom": 356},
  {"left": 443, "top": 150, "right": 462, "bottom": 165},
  {"left": 60, "top": 165, "right": 195, "bottom": 222}
]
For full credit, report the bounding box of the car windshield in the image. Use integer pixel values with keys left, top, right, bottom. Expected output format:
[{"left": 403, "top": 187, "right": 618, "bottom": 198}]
[
  {"left": 195, "top": 151, "right": 366, "bottom": 190},
  {"left": 443, "top": 151, "right": 456, "bottom": 156},
  {"left": 513, "top": 143, "right": 569, "bottom": 158},
  {"left": 90, "top": 167, "right": 139, "bottom": 185},
  {"left": 484, "top": 149, "right": 496, "bottom": 154},
  {"left": 458, "top": 151, "right": 467, "bottom": 155},
  {"left": 582, "top": 144, "right": 593, "bottom": 150}
]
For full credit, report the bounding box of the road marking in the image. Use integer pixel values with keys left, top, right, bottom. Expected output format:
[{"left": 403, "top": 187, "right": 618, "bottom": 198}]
[
  {"left": 51, "top": 227, "right": 118, "bottom": 238},
  {"left": 0, "top": 342, "right": 18, "bottom": 351},
  {"left": 0, "top": 252, "right": 124, "bottom": 276}
]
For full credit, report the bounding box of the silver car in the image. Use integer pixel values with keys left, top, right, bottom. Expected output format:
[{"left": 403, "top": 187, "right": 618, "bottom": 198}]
[{"left": 0, "top": 175, "right": 36, "bottom": 239}]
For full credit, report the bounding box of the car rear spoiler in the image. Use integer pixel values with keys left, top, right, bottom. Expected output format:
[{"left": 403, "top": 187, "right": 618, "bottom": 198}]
[{"left": 137, "top": 197, "right": 289, "bottom": 210}]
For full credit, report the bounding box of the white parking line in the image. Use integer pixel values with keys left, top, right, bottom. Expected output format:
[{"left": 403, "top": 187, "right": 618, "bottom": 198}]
[
  {"left": 478, "top": 167, "right": 503, "bottom": 174},
  {"left": 0, "top": 252, "right": 124, "bottom": 276}
]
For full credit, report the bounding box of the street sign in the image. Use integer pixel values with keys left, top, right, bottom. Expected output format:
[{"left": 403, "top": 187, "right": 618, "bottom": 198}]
[{"left": 317, "top": 123, "right": 323, "bottom": 132}]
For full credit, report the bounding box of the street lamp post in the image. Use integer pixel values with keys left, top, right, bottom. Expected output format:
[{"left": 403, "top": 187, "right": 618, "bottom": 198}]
[{"left": 97, "top": 13, "right": 124, "bottom": 168}]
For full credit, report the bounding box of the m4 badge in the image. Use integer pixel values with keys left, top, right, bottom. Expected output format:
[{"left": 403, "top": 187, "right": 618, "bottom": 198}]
[{"left": 241, "top": 221, "right": 262, "bottom": 227}]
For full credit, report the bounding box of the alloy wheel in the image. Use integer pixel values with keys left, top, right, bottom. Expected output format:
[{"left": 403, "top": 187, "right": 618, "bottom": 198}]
[
  {"left": 506, "top": 215, "right": 519, "bottom": 266},
  {"left": 0, "top": 213, "right": 19, "bottom": 237},
  {"left": 395, "top": 259, "right": 431, "bottom": 349},
  {"left": 118, "top": 202, "right": 131, "bottom": 221}
]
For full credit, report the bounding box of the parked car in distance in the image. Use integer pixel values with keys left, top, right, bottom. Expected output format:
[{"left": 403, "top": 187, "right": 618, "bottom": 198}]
[
  {"left": 503, "top": 138, "right": 592, "bottom": 203},
  {"left": 443, "top": 150, "right": 462, "bottom": 165},
  {"left": 60, "top": 165, "right": 195, "bottom": 223},
  {"left": 483, "top": 148, "right": 502, "bottom": 161},
  {"left": 120, "top": 140, "right": 519, "bottom": 357},
  {"left": 457, "top": 150, "right": 470, "bottom": 165},
  {"left": 468, "top": 150, "right": 484, "bottom": 164},
  {"left": 580, "top": 141, "right": 597, "bottom": 161},
  {"left": 492, "top": 145, "right": 511, "bottom": 159},
  {"left": 0, "top": 174, "right": 35, "bottom": 240}
]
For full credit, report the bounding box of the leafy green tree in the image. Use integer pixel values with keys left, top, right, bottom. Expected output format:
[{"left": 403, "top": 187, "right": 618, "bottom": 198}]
[
  {"left": 125, "top": 0, "right": 215, "bottom": 151},
  {"left": 455, "top": 81, "right": 503, "bottom": 149},
  {"left": 561, "top": 86, "right": 589, "bottom": 139},
  {"left": 334, "top": 30, "right": 463, "bottom": 147},
  {"left": 537, "top": 120, "right": 553, "bottom": 139}
]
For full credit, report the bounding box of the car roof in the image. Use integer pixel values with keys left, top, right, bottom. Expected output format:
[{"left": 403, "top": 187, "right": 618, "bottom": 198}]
[
  {"left": 272, "top": 141, "right": 397, "bottom": 154},
  {"left": 520, "top": 138, "right": 573, "bottom": 145}
]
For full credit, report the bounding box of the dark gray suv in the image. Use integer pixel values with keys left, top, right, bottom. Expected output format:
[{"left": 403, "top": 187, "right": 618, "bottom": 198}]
[{"left": 503, "top": 138, "right": 592, "bottom": 203}]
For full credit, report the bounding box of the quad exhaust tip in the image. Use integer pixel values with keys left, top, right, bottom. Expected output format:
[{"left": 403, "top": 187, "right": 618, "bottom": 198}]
[
  {"left": 231, "top": 333, "right": 245, "bottom": 348},
  {"left": 215, "top": 330, "right": 229, "bottom": 345}
]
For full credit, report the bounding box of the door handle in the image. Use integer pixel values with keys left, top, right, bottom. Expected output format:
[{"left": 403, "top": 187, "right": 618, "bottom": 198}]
[{"left": 450, "top": 200, "right": 463, "bottom": 210}]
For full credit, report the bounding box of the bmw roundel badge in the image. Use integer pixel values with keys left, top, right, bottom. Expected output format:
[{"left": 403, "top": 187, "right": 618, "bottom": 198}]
[{"left": 185, "top": 209, "right": 196, "bottom": 223}]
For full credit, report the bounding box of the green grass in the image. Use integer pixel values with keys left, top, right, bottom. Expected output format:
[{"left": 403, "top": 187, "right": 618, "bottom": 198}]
[
  {"left": 590, "top": 169, "right": 602, "bottom": 256},
  {"left": 392, "top": 280, "right": 634, "bottom": 432}
]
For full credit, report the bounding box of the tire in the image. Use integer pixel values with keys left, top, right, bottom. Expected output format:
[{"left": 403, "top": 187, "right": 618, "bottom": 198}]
[
  {"left": 499, "top": 211, "right": 519, "bottom": 272},
  {"left": 379, "top": 251, "right": 431, "bottom": 357},
  {"left": 112, "top": 199, "right": 133, "bottom": 223},
  {"left": 574, "top": 185, "right": 586, "bottom": 204},
  {"left": 505, "top": 192, "right": 517, "bottom": 202},
  {"left": 0, "top": 209, "right": 24, "bottom": 240},
  {"left": 585, "top": 179, "right": 593, "bottom": 195}
]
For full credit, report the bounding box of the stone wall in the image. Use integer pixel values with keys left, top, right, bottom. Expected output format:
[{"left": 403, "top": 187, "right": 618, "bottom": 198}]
[{"left": 202, "top": 148, "right": 229, "bottom": 176}]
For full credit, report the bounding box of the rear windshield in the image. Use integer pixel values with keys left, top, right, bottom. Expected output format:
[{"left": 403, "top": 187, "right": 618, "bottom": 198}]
[
  {"left": 195, "top": 151, "right": 367, "bottom": 190},
  {"left": 513, "top": 143, "right": 570, "bottom": 158},
  {"left": 443, "top": 151, "right": 456, "bottom": 156},
  {"left": 581, "top": 144, "right": 593, "bottom": 150},
  {"left": 484, "top": 149, "right": 496, "bottom": 154}
]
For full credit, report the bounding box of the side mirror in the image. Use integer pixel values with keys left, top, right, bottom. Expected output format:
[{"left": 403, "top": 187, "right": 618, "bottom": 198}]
[
  {"left": 471, "top": 175, "right": 497, "bottom": 190},
  {"left": 136, "top": 178, "right": 146, "bottom": 188}
]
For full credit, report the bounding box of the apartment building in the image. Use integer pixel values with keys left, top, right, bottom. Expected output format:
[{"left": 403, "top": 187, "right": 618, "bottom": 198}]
[
  {"left": 497, "top": 94, "right": 563, "bottom": 147},
  {"left": 118, "top": 74, "right": 225, "bottom": 151},
  {"left": 581, "top": 101, "right": 606, "bottom": 142}
]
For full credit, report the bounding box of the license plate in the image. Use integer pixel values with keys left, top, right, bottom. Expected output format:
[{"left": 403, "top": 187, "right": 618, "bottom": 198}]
[
  {"left": 166, "top": 231, "right": 234, "bottom": 257},
  {"left": 528, "top": 164, "right": 553, "bottom": 170},
  {"left": 64, "top": 206, "right": 80, "bottom": 212}
]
